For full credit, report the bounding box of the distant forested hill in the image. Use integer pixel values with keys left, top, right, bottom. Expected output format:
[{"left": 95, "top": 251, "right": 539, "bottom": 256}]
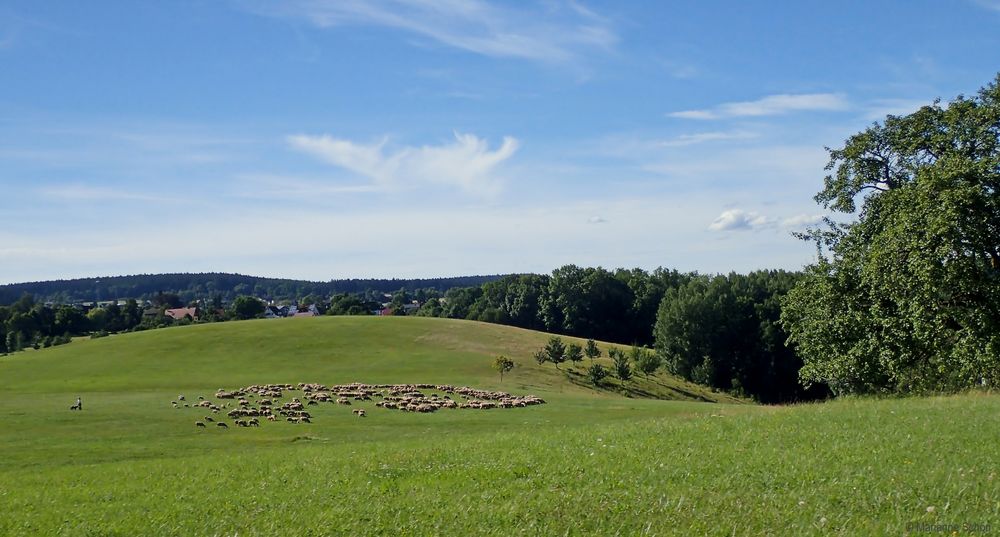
[{"left": 0, "top": 273, "right": 504, "bottom": 305}]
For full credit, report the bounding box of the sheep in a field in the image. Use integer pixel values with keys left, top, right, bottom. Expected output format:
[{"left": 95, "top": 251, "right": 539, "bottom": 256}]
[
  {"left": 217, "top": 422, "right": 228, "bottom": 428},
  {"left": 178, "top": 395, "right": 186, "bottom": 401},
  {"left": 204, "top": 416, "right": 214, "bottom": 422},
  {"left": 195, "top": 421, "right": 205, "bottom": 428},
  {"left": 248, "top": 418, "right": 259, "bottom": 427},
  {"left": 337, "top": 398, "right": 351, "bottom": 405},
  {"left": 357, "top": 409, "right": 366, "bottom": 417},
  {"left": 267, "top": 415, "right": 276, "bottom": 422}
]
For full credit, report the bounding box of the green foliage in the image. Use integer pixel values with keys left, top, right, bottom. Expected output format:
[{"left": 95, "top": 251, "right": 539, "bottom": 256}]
[
  {"left": 0, "top": 274, "right": 500, "bottom": 307},
  {"left": 230, "top": 295, "right": 265, "bottom": 320},
  {"left": 783, "top": 74, "right": 1000, "bottom": 395},
  {"left": 566, "top": 343, "right": 584, "bottom": 364},
  {"left": 328, "top": 293, "right": 375, "bottom": 316},
  {"left": 437, "top": 287, "right": 479, "bottom": 319},
  {"left": 584, "top": 339, "right": 601, "bottom": 360},
  {"left": 655, "top": 270, "right": 817, "bottom": 403},
  {"left": 533, "top": 349, "right": 547, "bottom": 366},
  {"left": 7, "top": 331, "right": 22, "bottom": 352},
  {"left": 587, "top": 363, "right": 608, "bottom": 386},
  {"left": 414, "top": 297, "right": 443, "bottom": 317},
  {"left": 631, "top": 346, "right": 661, "bottom": 376},
  {"left": 543, "top": 336, "right": 567, "bottom": 369},
  {"left": 610, "top": 348, "right": 632, "bottom": 382},
  {"left": 493, "top": 355, "right": 515, "bottom": 382}
]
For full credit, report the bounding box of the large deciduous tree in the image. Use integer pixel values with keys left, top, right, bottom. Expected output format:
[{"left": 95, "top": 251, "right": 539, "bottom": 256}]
[{"left": 782, "top": 75, "right": 1000, "bottom": 395}]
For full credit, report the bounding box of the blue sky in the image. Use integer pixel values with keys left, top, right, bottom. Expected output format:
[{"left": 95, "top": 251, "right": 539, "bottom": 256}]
[{"left": 2, "top": 0, "right": 999, "bottom": 284}]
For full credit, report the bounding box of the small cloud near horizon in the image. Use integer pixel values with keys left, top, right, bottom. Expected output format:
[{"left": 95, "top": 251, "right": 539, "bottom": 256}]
[{"left": 708, "top": 209, "right": 775, "bottom": 231}]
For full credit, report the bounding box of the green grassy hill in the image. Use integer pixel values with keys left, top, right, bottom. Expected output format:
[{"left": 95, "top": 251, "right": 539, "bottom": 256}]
[
  {"left": 0, "top": 315, "right": 738, "bottom": 401},
  {"left": 0, "top": 316, "right": 997, "bottom": 536}
]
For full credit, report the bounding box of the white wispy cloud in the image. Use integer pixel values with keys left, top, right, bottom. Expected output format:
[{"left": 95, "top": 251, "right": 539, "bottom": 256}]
[
  {"left": 244, "top": 0, "right": 616, "bottom": 63},
  {"left": 234, "top": 174, "right": 385, "bottom": 199},
  {"left": 971, "top": 0, "right": 1000, "bottom": 11},
  {"left": 38, "top": 185, "right": 185, "bottom": 203},
  {"left": 656, "top": 131, "right": 757, "bottom": 147},
  {"left": 781, "top": 213, "right": 826, "bottom": 229},
  {"left": 708, "top": 209, "right": 775, "bottom": 232},
  {"left": 287, "top": 132, "right": 519, "bottom": 196},
  {"left": 669, "top": 93, "right": 850, "bottom": 120}
]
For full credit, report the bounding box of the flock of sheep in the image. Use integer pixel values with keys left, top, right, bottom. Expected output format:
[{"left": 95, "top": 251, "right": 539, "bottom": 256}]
[{"left": 176, "top": 382, "right": 545, "bottom": 429}]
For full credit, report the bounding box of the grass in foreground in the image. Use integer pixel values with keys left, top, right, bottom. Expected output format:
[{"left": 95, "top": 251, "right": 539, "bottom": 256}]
[{"left": 0, "top": 393, "right": 996, "bottom": 535}]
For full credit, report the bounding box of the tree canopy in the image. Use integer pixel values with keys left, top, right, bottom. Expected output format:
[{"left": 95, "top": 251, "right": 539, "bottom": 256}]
[{"left": 782, "top": 74, "right": 1000, "bottom": 395}]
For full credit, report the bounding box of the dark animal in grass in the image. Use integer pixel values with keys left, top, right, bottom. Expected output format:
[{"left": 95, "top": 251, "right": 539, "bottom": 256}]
[
  {"left": 195, "top": 421, "right": 205, "bottom": 428},
  {"left": 217, "top": 422, "right": 228, "bottom": 428},
  {"left": 204, "top": 416, "right": 214, "bottom": 422}
]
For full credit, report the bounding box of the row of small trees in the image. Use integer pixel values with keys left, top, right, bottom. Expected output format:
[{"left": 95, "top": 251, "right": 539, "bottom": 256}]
[{"left": 531, "top": 336, "right": 659, "bottom": 387}]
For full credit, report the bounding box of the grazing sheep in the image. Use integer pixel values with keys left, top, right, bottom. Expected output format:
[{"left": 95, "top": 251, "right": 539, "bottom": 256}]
[
  {"left": 357, "top": 409, "right": 366, "bottom": 417},
  {"left": 195, "top": 421, "right": 205, "bottom": 428},
  {"left": 217, "top": 422, "right": 228, "bottom": 428},
  {"left": 248, "top": 418, "right": 259, "bottom": 427},
  {"left": 178, "top": 395, "right": 185, "bottom": 401},
  {"left": 267, "top": 415, "right": 277, "bottom": 422},
  {"left": 204, "top": 416, "right": 214, "bottom": 422}
]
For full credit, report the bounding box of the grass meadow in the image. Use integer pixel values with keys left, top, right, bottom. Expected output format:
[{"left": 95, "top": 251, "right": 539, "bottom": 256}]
[{"left": 0, "top": 317, "right": 996, "bottom": 535}]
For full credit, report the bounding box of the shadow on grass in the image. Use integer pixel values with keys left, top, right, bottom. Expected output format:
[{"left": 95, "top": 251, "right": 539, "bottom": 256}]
[{"left": 561, "top": 367, "right": 717, "bottom": 402}]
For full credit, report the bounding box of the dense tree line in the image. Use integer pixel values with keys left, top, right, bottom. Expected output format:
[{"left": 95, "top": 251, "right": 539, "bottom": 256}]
[
  {"left": 0, "top": 273, "right": 503, "bottom": 306},
  {"left": 0, "top": 294, "right": 148, "bottom": 353},
  {"left": 417, "top": 267, "right": 692, "bottom": 346},
  {"left": 654, "top": 271, "right": 828, "bottom": 403}
]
